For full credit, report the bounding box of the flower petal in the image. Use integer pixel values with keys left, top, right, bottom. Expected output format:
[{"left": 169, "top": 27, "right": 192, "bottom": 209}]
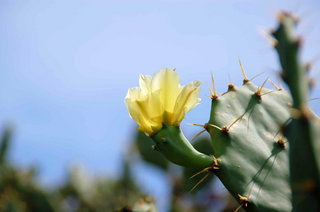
[
  {"left": 151, "top": 68, "right": 180, "bottom": 115},
  {"left": 125, "top": 87, "right": 163, "bottom": 135},
  {"left": 171, "top": 80, "right": 201, "bottom": 125},
  {"left": 139, "top": 74, "right": 152, "bottom": 94}
]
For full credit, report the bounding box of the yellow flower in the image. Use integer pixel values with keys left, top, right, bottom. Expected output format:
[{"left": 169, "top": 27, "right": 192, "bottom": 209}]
[{"left": 125, "top": 68, "right": 201, "bottom": 135}]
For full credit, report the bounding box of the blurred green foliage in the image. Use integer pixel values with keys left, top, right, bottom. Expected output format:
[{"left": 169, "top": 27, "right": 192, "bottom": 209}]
[
  {"left": 0, "top": 126, "right": 146, "bottom": 212},
  {"left": 0, "top": 126, "right": 236, "bottom": 212}
]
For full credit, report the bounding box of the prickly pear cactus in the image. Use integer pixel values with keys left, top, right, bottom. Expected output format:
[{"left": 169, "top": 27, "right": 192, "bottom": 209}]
[
  {"left": 131, "top": 70, "right": 294, "bottom": 212},
  {"left": 125, "top": 68, "right": 294, "bottom": 212},
  {"left": 124, "top": 10, "right": 320, "bottom": 212},
  {"left": 206, "top": 78, "right": 292, "bottom": 212},
  {"left": 272, "top": 12, "right": 320, "bottom": 211}
]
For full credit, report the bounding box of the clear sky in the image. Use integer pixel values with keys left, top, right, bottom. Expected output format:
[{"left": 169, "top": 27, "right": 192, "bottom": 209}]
[{"left": 0, "top": 0, "right": 319, "bottom": 210}]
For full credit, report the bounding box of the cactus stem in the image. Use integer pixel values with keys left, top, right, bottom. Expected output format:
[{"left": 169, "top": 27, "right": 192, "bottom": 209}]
[
  {"left": 239, "top": 58, "right": 249, "bottom": 84},
  {"left": 152, "top": 126, "right": 214, "bottom": 169}
]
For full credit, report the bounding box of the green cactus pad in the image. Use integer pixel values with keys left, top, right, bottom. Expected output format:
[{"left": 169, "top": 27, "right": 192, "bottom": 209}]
[
  {"left": 272, "top": 12, "right": 320, "bottom": 211},
  {"left": 207, "top": 81, "right": 292, "bottom": 212}
]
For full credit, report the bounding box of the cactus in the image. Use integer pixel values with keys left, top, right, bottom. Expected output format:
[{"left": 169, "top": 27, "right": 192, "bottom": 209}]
[
  {"left": 126, "top": 69, "right": 293, "bottom": 212},
  {"left": 125, "top": 11, "right": 320, "bottom": 212},
  {"left": 206, "top": 78, "right": 292, "bottom": 212},
  {"left": 272, "top": 12, "right": 320, "bottom": 211},
  {"left": 153, "top": 74, "right": 294, "bottom": 212}
]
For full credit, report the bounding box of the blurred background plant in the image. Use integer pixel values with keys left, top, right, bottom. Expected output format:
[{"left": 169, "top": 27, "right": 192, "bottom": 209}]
[{"left": 0, "top": 125, "right": 241, "bottom": 211}]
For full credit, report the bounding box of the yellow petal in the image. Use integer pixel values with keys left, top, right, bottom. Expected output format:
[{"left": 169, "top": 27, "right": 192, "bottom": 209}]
[
  {"left": 170, "top": 80, "right": 201, "bottom": 125},
  {"left": 125, "top": 87, "right": 162, "bottom": 135},
  {"left": 139, "top": 74, "right": 152, "bottom": 94},
  {"left": 151, "top": 68, "right": 180, "bottom": 115}
]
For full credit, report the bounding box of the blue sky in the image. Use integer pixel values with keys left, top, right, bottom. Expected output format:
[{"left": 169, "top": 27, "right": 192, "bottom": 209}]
[{"left": 0, "top": 0, "right": 319, "bottom": 210}]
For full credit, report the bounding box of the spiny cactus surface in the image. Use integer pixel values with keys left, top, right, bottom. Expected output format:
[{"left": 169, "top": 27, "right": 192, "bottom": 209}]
[{"left": 207, "top": 80, "right": 292, "bottom": 212}]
